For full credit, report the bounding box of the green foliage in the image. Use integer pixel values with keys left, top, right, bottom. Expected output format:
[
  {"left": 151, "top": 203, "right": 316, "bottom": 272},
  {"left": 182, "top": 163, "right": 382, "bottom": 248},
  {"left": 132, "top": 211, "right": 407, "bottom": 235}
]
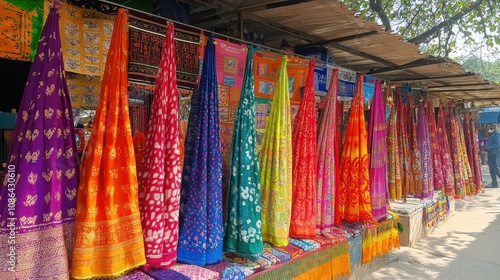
[
  {"left": 341, "top": 0, "right": 500, "bottom": 58},
  {"left": 461, "top": 56, "right": 500, "bottom": 82}
]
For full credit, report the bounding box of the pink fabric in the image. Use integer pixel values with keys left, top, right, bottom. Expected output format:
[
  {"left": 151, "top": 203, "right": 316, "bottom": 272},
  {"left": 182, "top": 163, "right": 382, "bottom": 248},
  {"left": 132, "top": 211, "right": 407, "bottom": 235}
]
[{"left": 170, "top": 264, "right": 219, "bottom": 280}]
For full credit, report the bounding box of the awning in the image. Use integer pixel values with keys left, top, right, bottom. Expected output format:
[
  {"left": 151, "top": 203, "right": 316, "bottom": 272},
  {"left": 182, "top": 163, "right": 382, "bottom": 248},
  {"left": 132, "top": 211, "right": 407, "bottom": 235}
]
[{"left": 479, "top": 112, "right": 500, "bottom": 124}]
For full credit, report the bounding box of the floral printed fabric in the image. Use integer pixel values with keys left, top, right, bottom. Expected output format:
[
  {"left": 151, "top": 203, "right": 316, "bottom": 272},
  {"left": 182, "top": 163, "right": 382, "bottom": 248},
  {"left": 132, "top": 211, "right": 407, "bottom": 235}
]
[
  {"left": 408, "top": 98, "right": 422, "bottom": 196},
  {"left": 387, "top": 93, "right": 402, "bottom": 200},
  {"left": 436, "top": 103, "right": 455, "bottom": 196},
  {"left": 396, "top": 91, "right": 412, "bottom": 198},
  {"left": 259, "top": 56, "right": 293, "bottom": 246},
  {"left": 138, "top": 22, "right": 182, "bottom": 270},
  {"left": 316, "top": 69, "right": 339, "bottom": 233},
  {"left": 224, "top": 46, "right": 264, "bottom": 260},
  {"left": 170, "top": 264, "right": 219, "bottom": 280},
  {"left": 72, "top": 9, "right": 146, "bottom": 278},
  {"left": 417, "top": 101, "right": 433, "bottom": 199},
  {"left": 337, "top": 74, "right": 372, "bottom": 225},
  {"left": 178, "top": 35, "right": 223, "bottom": 265},
  {"left": 290, "top": 61, "right": 317, "bottom": 238},
  {"left": 426, "top": 100, "right": 444, "bottom": 191}
]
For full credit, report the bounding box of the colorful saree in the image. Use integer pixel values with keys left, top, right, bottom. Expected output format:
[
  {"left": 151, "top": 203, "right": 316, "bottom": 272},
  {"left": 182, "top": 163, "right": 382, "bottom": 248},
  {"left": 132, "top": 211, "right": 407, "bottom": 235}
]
[
  {"left": 408, "top": 99, "right": 422, "bottom": 196},
  {"left": 259, "top": 56, "right": 293, "bottom": 246},
  {"left": 396, "top": 91, "right": 412, "bottom": 199},
  {"left": 72, "top": 9, "right": 146, "bottom": 278},
  {"left": 138, "top": 23, "right": 182, "bottom": 270},
  {"left": 457, "top": 112, "right": 475, "bottom": 196},
  {"left": 178, "top": 35, "right": 223, "bottom": 265},
  {"left": 426, "top": 100, "right": 444, "bottom": 191},
  {"left": 387, "top": 92, "right": 402, "bottom": 200},
  {"left": 337, "top": 74, "right": 372, "bottom": 225},
  {"left": 290, "top": 61, "right": 317, "bottom": 238},
  {"left": 465, "top": 113, "right": 483, "bottom": 193},
  {"left": 446, "top": 105, "right": 465, "bottom": 198},
  {"left": 368, "top": 80, "right": 388, "bottom": 221},
  {"left": 417, "top": 101, "right": 433, "bottom": 199},
  {"left": 316, "top": 69, "right": 339, "bottom": 233},
  {"left": 224, "top": 46, "right": 264, "bottom": 260},
  {"left": 0, "top": 3, "right": 79, "bottom": 278},
  {"left": 436, "top": 104, "right": 455, "bottom": 196}
]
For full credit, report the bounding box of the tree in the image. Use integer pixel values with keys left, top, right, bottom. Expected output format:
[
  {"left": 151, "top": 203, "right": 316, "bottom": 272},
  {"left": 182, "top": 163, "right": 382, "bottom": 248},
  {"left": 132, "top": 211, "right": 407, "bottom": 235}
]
[
  {"left": 341, "top": 0, "right": 499, "bottom": 58},
  {"left": 461, "top": 56, "right": 500, "bottom": 82}
]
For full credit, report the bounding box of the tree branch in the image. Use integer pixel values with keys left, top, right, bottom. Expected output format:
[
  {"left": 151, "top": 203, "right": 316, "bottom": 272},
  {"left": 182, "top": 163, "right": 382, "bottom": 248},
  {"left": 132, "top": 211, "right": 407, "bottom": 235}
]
[
  {"left": 408, "top": 0, "right": 485, "bottom": 45},
  {"left": 369, "top": 0, "right": 392, "bottom": 32},
  {"left": 401, "top": 2, "right": 425, "bottom": 37}
]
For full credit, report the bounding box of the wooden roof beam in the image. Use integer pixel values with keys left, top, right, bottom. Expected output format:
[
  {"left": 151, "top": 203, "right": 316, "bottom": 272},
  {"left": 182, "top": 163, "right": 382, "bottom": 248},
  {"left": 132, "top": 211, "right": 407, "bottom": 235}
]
[
  {"left": 391, "top": 73, "right": 477, "bottom": 82},
  {"left": 430, "top": 87, "right": 496, "bottom": 93},
  {"left": 298, "top": 31, "right": 379, "bottom": 47},
  {"left": 366, "top": 57, "right": 448, "bottom": 75},
  {"left": 428, "top": 82, "right": 492, "bottom": 88}
]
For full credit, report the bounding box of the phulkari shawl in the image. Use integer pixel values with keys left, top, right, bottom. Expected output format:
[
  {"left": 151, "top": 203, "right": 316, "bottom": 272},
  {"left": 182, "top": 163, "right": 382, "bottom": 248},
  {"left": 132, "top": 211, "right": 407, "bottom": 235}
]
[
  {"left": 290, "top": 61, "right": 317, "bottom": 238},
  {"left": 426, "top": 100, "right": 444, "bottom": 191},
  {"left": 437, "top": 103, "right": 455, "bottom": 196},
  {"left": 417, "top": 101, "right": 433, "bottom": 198},
  {"left": 0, "top": 3, "right": 79, "bottom": 278},
  {"left": 178, "top": 35, "right": 223, "bottom": 265},
  {"left": 72, "top": 9, "right": 146, "bottom": 278},
  {"left": 337, "top": 75, "right": 372, "bottom": 225},
  {"left": 259, "top": 56, "right": 293, "bottom": 246}
]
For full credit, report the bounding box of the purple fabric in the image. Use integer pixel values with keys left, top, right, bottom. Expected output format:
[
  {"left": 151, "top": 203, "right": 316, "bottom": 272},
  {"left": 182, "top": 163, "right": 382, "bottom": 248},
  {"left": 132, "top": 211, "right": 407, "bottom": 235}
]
[
  {"left": 0, "top": 2, "right": 80, "bottom": 234},
  {"left": 145, "top": 269, "right": 190, "bottom": 280},
  {"left": 417, "top": 101, "right": 433, "bottom": 198},
  {"left": 118, "top": 270, "right": 155, "bottom": 279},
  {"left": 367, "top": 80, "right": 388, "bottom": 221}
]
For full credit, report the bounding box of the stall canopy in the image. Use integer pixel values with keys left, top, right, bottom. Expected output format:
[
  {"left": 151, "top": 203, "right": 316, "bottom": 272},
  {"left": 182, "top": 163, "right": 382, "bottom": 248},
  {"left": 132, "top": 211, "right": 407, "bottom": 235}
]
[{"left": 479, "top": 107, "right": 500, "bottom": 124}]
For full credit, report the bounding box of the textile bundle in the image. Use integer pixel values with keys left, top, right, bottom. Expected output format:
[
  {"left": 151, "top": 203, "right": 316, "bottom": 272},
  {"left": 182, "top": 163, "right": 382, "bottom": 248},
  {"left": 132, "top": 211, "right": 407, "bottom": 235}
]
[
  {"left": 417, "top": 101, "right": 433, "bottom": 199},
  {"left": 396, "top": 91, "right": 412, "bottom": 199},
  {"left": 0, "top": 3, "right": 79, "bottom": 278},
  {"left": 436, "top": 103, "right": 455, "bottom": 196},
  {"left": 178, "top": 35, "right": 224, "bottom": 265},
  {"left": 408, "top": 98, "right": 422, "bottom": 196},
  {"left": 290, "top": 60, "right": 317, "bottom": 238},
  {"left": 259, "top": 56, "right": 293, "bottom": 246},
  {"left": 337, "top": 74, "right": 372, "bottom": 225},
  {"left": 387, "top": 92, "right": 402, "bottom": 200},
  {"left": 72, "top": 9, "right": 146, "bottom": 278},
  {"left": 224, "top": 46, "right": 264, "bottom": 260},
  {"left": 138, "top": 23, "right": 182, "bottom": 270},
  {"left": 426, "top": 100, "right": 445, "bottom": 191}
]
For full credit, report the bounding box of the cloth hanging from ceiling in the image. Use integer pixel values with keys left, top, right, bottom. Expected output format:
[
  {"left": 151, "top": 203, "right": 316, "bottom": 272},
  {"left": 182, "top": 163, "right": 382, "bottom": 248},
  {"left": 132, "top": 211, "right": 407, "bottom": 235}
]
[
  {"left": 289, "top": 61, "right": 317, "bottom": 238},
  {"left": 446, "top": 104, "right": 466, "bottom": 198},
  {"left": 224, "top": 46, "right": 264, "bottom": 260},
  {"left": 426, "top": 100, "right": 444, "bottom": 191},
  {"left": 138, "top": 22, "right": 182, "bottom": 270},
  {"left": 464, "top": 113, "right": 483, "bottom": 194},
  {"left": 408, "top": 98, "right": 422, "bottom": 196},
  {"left": 0, "top": 3, "right": 79, "bottom": 278},
  {"left": 259, "top": 56, "right": 293, "bottom": 246},
  {"left": 316, "top": 68, "right": 339, "bottom": 233},
  {"left": 396, "top": 91, "right": 412, "bottom": 199},
  {"left": 71, "top": 9, "right": 146, "bottom": 278},
  {"left": 436, "top": 103, "right": 456, "bottom": 196},
  {"left": 337, "top": 74, "right": 372, "bottom": 226},
  {"left": 417, "top": 101, "right": 433, "bottom": 199},
  {"left": 387, "top": 92, "right": 402, "bottom": 200},
  {"left": 456, "top": 111, "right": 475, "bottom": 196},
  {"left": 367, "top": 80, "right": 388, "bottom": 221},
  {"left": 178, "top": 35, "right": 223, "bottom": 266}
]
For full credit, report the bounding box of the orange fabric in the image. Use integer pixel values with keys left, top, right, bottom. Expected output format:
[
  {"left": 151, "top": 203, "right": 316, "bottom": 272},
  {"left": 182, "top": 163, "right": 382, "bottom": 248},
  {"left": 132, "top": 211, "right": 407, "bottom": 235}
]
[
  {"left": 72, "top": 9, "right": 146, "bottom": 278},
  {"left": 337, "top": 74, "right": 372, "bottom": 225},
  {"left": 253, "top": 51, "right": 282, "bottom": 100}
]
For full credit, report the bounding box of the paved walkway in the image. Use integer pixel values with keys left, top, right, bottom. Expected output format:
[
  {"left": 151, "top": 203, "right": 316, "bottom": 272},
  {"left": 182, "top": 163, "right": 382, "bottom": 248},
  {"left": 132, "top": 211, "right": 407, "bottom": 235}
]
[{"left": 363, "top": 165, "right": 500, "bottom": 279}]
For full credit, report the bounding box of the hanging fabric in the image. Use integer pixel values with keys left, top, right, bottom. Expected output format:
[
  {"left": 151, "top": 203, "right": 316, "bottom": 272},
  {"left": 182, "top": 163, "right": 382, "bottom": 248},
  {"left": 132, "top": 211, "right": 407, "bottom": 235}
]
[
  {"left": 138, "top": 23, "right": 182, "bottom": 270},
  {"left": 408, "top": 98, "right": 422, "bottom": 196},
  {"left": 0, "top": 3, "right": 79, "bottom": 278},
  {"left": 337, "top": 74, "right": 372, "bottom": 226},
  {"left": 178, "top": 35, "right": 223, "bottom": 265},
  {"left": 465, "top": 113, "right": 483, "bottom": 193},
  {"left": 367, "top": 80, "right": 388, "bottom": 221},
  {"left": 387, "top": 91, "right": 402, "bottom": 200},
  {"left": 417, "top": 101, "right": 433, "bottom": 199},
  {"left": 456, "top": 111, "right": 475, "bottom": 196},
  {"left": 426, "top": 100, "right": 444, "bottom": 191},
  {"left": 224, "top": 46, "right": 264, "bottom": 260},
  {"left": 259, "top": 55, "right": 293, "bottom": 246},
  {"left": 436, "top": 103, "right": 456, "bottom": 196},
  {"left": 290, "top": 60, "right": 317, "bottom": 238},
  {"left": 396, "top": 90, "right": 412, "bottom": 199},
  {"left": 316, "top": 68, "right": 339, "bottom": 233},
  {"left": 446, "top": 104, "right": 466, "bottom": 198},
  {"left": 72, "top": 9, "right": 146, "bottom": 278}
]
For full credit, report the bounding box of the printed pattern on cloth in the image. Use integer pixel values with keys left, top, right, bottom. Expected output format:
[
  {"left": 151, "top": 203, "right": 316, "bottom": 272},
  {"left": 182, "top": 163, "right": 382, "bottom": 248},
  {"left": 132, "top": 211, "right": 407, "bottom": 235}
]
[
  {"left": 337, "top": 74, "right": 372, "bottom": 225},
  {"left": 387, "top": 92, "right": 402, "bottom": 200},
  {"left": 290, "top": 61, "right": 317, "bottom": 238},
  {"left": 72, "top": 9, "right": 146, "bottom": 278},
  {"left": 170, "top": 264, "right": 219, "bottom": 280},
  {"left": 258, "top": 56, "right": 293, "bottom": 246},
  {"left": 417, "top": 101, "right": 433, "bottom": 198},
  {"left": 224, "top": 46, "right": 264, "bottom": 260},
  {"left": 0, "top": 3, "right": 79, "bottom": 278},
  {"left": 138, "top": 23, "right": 182, "bottom": 270},
  {"left": 436, "top": 103, "right": 455, "bottom": 196},
  {"left": 178, "top": 35, "right": 223, "bottom": 266},
  {"left": 408, "top": 98, "right": 422, "bottom": 196},
  {"left": 426, "top": 100, "right": 445, "bottom": 191},
  {"left": 144, "top": 269, "right": 190, "bottom": 280}
]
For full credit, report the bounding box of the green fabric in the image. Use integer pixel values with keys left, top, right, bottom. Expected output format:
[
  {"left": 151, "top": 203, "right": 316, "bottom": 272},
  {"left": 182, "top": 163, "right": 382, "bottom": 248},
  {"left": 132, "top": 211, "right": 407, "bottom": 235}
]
[
  {"left": 224, "top": 46, "right": 264, "bottom": 260},
  {"left": 5, "top": 0, "right": 44, "bottom": 61}
]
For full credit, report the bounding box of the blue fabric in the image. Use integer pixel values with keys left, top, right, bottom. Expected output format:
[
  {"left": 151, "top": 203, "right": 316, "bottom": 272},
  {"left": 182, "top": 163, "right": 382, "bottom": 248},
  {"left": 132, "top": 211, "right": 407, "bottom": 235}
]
[
  {"left": 178, "top": 35, "right": 223, "bottom": 265},
  {"left": 348, "top": 235, "right": 363, "bottom": 269}
]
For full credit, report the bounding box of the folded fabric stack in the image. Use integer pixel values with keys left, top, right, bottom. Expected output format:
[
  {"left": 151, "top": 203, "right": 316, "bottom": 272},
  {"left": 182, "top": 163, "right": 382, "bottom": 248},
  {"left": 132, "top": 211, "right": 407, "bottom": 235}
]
[
  {"left": 117, "top": 270, "right": 155, "bottom": 279},
  {"left": 205, "top": 261, "right": 246, "bottom": 280},
  {"left": 144, "top": 268, "right": 191, "bottom": 280},
  {"left": 289, "top": 238, "right": 320, "bottom": 251},
  {"left": 273, "top": 244, "right": 304, "bottom": 259},
  {"left": 170, "top": 264, "right": 220, "bottom": 280}
]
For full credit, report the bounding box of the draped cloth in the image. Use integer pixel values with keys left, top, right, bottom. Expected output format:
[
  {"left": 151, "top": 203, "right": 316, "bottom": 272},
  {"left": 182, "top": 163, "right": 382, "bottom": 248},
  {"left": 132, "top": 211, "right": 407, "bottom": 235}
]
[
  {"left": 387, "top": 93, "right": 402, "bottom": 200},
  {"left": 290, "top": 61, "right": 317, "bottom": 238},
  {"left": 426, "top": 100, "right": 444, "bottom": 191},
  {"left": 446, "top": 105, "right": 465, "bottom": 198},
  {"left": 0, "top": 3, "right": 79, "bottom": 278},
  {"left": 436, "top": 104, "right": 455, "bottom": 196},
  {"left": 367, "top": 80, "right": 388, "bottom": 221},
  {"left": 259, "top": 56, "right": 293, "bottom": 246},
  {"left": 178, "top": 35, "right": 223, "bottom": 265},
  {"left": 464, "top": 113, "right": 483, "bottom": 193},
  {"left": 417, "top": 101, "right": 433, "bottom": 199},
  {"left": 457, "top": 112, "right": 475, "bottom": 196},
  {"left": 72, "top": 9, "right": 146, "bottom": 278},
  {"left": 408, "top": 99, "right": 422, "bottom": 196},
  {"left": 138, "top": 23, "right": 182, "bottom": 270},
  {"left": 224, "top": 46, "right": 264, "bottom": 260},
  {"left": 337, "top": 74, "right": 372, "bottom": 226},
  {"left": 396, "top": 91, "right": 412, "bottom": 199},
  {"left": 316, "top": 69, "right": 339, "bottom": 233}
]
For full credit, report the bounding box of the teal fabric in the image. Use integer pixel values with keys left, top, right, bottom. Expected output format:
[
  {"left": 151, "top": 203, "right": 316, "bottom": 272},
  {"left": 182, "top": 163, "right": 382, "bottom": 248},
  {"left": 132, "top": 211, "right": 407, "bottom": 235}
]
[{"left": 224, "top": 46, "right": 264, "bottom": 260}]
